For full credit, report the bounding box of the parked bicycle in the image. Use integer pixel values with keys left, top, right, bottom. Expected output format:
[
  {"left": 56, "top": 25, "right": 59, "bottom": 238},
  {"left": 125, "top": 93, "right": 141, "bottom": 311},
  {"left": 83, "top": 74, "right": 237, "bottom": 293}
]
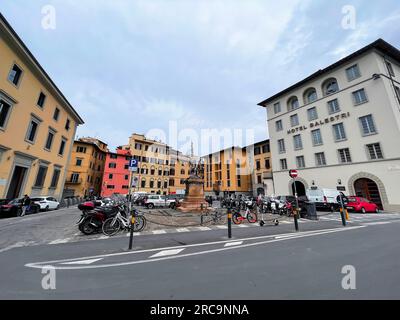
[
  {"left": 102, "top": 209, "right": 147, "bottom": 237},
  {"left": 232, "top": 207, "right": 258, "bottom": 225}
]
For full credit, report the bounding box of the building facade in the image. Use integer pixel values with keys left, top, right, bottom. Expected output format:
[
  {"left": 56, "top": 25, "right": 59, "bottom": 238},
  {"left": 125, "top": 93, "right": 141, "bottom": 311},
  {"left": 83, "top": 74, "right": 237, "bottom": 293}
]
[
  {"left": 249, "top": 140, "right": 274, "bottom": 197},
  {"left": 0, "top": 14, "right": 84, "bottom": 200},
  {"left": 258, "top": 39, "right": 400, "bottom": 211},
  {"left": 126, "top": 134, "right": 191, "bottom": 195},
  {"left": 202, "top": 147, "right": 253, "bottom": 197},
  {"left": 101, "top": 147, "right": 131, "bottom": 197},
  {"left": 64, "top": 138, "right": 108, "bottom": 197}
]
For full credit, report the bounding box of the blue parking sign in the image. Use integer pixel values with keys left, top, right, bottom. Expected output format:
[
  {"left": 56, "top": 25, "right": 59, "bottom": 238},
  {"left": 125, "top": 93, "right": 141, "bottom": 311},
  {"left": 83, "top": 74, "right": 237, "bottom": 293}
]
[{"left": 129, "top": 159, "right": 138, "bottom": 172}]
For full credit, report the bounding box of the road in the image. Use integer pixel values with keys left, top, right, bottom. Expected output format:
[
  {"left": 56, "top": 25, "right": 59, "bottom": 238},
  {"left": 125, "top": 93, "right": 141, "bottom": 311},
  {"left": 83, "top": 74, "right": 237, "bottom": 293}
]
[{"left": 1, "top": 209, "right": 400, "bottom": 300}]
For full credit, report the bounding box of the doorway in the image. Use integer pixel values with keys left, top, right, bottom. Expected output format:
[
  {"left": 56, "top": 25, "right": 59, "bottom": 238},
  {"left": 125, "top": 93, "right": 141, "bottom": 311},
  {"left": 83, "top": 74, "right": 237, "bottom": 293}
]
[
  {"left": 291, "top": 181, "right": 306, "bottom": 197},
  {"left": 257, "top": 187, "right": 265, "bottom": 196},
  {"left": 6, "top": 166, "right": 28, "bottom": 199},
  {"left": 354, "top": 178, "right": 383, "bottom": 210}
]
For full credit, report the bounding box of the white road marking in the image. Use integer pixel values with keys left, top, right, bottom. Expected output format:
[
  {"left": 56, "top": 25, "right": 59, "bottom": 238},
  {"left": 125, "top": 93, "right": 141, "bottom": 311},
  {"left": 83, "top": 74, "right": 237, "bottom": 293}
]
[
  {"left": 176, "top": 228, "right": 190, "bottom": 233},
  {"left": 224, "top": 241, "right": 243, "bottom": 247},
  {"left": 197, "top": 227, "right": 211, "bottom": 231},
  {"left": 98, "top": 236, "right": 109, "bottom": 240},
  {"left": 49, "top": 238, "right": 71, "bottom": 245},
  {"left": 26, "top": 226, "right": 365, "bottom": 270},
  {"left": 152, "top": 230, "right": 167, "bottom": 234},
  {"left": 61, "top": 258, "right": 103, "bottom": 265},
  {"left": 363, "top": 221, "right": 396, "bottom": 226},
  {"left": 149, "top": 248, "right": 185, "bottom": 258},
  {"left": 236, "top": 224, "right": 249, "bottom": 228},
  {"left": 216, "top": 226, "right": 227, "bottom": 229}
]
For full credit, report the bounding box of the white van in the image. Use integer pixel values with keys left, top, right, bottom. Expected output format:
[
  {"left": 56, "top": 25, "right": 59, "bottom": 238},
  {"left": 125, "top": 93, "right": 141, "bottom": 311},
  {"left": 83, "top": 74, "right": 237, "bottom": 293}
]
[{"left": 306, "top": 188, "right": 342, "bottom": 211}]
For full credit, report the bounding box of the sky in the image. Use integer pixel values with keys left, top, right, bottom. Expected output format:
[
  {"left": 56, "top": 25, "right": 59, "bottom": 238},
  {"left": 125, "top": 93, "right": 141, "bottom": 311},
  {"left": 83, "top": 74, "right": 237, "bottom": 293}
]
[{"left": 1, "top": 0, "right": 400, "bottom": 155}]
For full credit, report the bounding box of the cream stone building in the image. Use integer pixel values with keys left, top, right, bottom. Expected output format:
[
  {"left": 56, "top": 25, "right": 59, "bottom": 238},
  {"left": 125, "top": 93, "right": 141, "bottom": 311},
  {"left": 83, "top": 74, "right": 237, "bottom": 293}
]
[
  {"left": 0, "top": 14, "right": 84, "bottom": 200},
  {"left": 258, "top": 39, "right": 400, "bottom": 211}
]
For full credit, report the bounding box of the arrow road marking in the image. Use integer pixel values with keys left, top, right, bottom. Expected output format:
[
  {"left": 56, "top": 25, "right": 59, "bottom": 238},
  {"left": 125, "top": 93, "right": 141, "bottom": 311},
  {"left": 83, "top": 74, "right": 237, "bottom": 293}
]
[
  {"left": 149, "top": 249, "right": 185, "bottom": 259},
  {"left": 61, "top": 258, "right": 104, "bottom": 265}
]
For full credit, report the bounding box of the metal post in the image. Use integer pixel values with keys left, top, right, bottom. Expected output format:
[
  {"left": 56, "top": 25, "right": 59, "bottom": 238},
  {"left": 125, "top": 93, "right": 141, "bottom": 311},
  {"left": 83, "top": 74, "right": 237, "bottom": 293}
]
[
  {"left": 339, "top": 193, "right": 347, "bottom": 227},
  {"left": 293, "top": 178, "right": 300, "bottom": 232},
  {"left": 128, "top": 168, "right": 134, "bottom": 250},
  {"left": 227, "top": 205, "right": 232, "bottom": 239}
]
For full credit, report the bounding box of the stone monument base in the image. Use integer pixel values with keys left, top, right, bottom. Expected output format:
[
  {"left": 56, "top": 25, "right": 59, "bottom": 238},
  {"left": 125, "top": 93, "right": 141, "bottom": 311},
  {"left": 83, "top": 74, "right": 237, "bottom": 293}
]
[{"left": 177, "top": 176, "right": 208, "bottom": 214}]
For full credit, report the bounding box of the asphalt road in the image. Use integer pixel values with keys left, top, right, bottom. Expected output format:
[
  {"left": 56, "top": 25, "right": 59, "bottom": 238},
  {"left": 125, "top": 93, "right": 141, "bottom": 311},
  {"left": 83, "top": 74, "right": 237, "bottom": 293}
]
[{"left": 1, "top": 212, "right": 400, "bottom": 300}]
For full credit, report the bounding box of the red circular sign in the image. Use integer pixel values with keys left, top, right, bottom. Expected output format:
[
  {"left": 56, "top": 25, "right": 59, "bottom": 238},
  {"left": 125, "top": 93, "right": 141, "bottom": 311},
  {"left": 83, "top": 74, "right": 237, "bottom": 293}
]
[{"left": 289, "top": 170, "right": 298, "bottom": 178}]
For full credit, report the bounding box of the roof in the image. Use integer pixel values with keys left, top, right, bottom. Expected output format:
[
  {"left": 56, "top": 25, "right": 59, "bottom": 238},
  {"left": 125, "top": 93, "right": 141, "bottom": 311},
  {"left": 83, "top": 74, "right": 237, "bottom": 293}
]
[
  {"left": 0, "top": 13, "right": 84, "bottom": 124},
  {"left": 74, "top": 139, "right": 108, "bottom": 153},
  {"left": 258, "top": 38, "right": 400, "bottom": 107}
]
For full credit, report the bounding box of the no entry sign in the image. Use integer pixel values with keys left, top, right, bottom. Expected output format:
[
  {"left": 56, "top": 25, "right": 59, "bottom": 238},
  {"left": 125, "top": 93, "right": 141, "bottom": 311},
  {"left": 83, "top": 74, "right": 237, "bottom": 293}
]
[{"left": 289, "top": 169, "right": 298, "bottom": 178}]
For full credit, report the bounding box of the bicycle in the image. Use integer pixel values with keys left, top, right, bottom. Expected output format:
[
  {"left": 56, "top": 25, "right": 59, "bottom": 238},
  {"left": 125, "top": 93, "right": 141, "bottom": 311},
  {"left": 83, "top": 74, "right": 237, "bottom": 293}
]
[
  {"left": 232, "top": 207, "right": 257, "bottom": 225},
  {"left": 102, "top": 209, "right": 147, "bottom": 237}
]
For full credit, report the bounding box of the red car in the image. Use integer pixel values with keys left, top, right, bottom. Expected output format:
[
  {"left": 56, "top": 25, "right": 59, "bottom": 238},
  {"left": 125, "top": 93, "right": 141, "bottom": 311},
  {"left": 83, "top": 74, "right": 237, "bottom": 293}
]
[{"left": 345, "top": 196, "right": 380, "bottom": 213}]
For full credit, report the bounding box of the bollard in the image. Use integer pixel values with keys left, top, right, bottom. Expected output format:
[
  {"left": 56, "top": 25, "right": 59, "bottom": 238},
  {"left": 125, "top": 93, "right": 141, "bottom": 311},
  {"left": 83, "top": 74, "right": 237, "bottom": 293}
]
[
  {"left": 294, "top": 208, "right": 299, "bottom": 232},
  {"left": 340, "top": 208, "right": 347, "bottom": 226},
  {"left": 129, "top": 213, "right": 135, "bottom": 250},
  {"left": 227, "top": 207, "right": 232, "bottom": 239}
]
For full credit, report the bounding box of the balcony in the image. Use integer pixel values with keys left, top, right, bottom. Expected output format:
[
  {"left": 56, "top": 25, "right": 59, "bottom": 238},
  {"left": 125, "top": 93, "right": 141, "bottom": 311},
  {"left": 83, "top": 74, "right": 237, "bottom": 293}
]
[{"left": 66, "top": 178, "right": 83, "bottom": 184}]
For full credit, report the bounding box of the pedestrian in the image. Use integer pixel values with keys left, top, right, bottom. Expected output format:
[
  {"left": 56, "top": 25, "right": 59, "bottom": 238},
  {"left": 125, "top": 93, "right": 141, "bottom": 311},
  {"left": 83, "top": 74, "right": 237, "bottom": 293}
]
[{"left": 21, "top": 194, "right": 31, "bottom": 217}]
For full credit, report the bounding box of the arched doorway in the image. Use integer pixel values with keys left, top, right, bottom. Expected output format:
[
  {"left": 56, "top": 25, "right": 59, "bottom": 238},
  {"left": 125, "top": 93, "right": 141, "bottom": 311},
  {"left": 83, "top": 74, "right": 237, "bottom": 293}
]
[
  {"left": 291, "top": 181, "right": 306, "bottom": 197},
  {"left": 257, "top": 187, "right": 265, "bottom": 196},
  {"left": 354, "top": 178, "right": 383, "bottom": 209}
]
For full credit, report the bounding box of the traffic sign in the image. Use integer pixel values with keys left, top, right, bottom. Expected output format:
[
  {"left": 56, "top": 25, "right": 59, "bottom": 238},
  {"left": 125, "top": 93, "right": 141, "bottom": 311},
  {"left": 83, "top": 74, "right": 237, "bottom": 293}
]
[
  {"left": 289, "top": 169, "right": 298, "bottom": 178},
  {"left": 129, "top": 158, "right": 138, "bottom": 172}
]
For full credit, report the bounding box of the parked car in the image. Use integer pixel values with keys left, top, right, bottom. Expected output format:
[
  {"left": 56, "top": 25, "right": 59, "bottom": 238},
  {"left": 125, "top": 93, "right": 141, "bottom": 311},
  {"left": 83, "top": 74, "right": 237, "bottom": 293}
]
[
  {"left": 134, "top": 194, "right": 149, "bottom": 206},
  {"left": 306, "top": 188, "right": 343, "bottom": 211},
  {"left": 144, "top": 195, "right": 175, "bottom": 209},
  {"left": 0, "top": 199, "right": 41, "bottom": 218},
  {"left": 345, "top": 196, "right": 380, "bottom": 213},
  {"left": 31, "top": 197, "right": 60, "bottom": 211}
]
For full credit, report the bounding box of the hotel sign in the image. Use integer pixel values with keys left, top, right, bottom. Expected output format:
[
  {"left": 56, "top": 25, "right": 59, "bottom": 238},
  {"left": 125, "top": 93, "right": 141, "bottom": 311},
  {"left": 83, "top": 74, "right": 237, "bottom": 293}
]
[{"left": 287, "top": 112, "right": 351, "bottom": 135}]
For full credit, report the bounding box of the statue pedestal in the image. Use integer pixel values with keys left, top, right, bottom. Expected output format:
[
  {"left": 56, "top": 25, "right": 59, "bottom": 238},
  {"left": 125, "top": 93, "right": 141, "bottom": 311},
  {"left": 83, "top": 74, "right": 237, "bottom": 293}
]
[{"left": 177, "top": 176, "right": 208, "bottom": 214}]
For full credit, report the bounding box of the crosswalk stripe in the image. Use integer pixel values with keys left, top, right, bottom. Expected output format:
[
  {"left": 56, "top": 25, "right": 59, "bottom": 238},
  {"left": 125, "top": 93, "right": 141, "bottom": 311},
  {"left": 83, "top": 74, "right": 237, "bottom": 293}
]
[
  {"left": 197, "top": 227, "right": 212, "bottom": 231},
  {"left": 224, "top": 241, "right": 244, "bottom": 247},
  {"left": 216, "top": 226, "right": 227, "bottom": 229},
  {"left": 152, "top": 230, "right": 167, "bottom": 234},
  {"left": 176, "top": 228, "right": 190, "bottom": 233},
  {"left": 149, "top": 248, "right": 185, "bottom": 258}
]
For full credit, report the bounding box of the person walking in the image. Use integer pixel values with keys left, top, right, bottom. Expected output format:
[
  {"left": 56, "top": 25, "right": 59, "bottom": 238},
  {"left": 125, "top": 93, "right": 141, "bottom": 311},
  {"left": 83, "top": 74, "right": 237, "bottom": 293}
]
[{"left": 21, "top": 194, "right": 31, "bottom": 217}]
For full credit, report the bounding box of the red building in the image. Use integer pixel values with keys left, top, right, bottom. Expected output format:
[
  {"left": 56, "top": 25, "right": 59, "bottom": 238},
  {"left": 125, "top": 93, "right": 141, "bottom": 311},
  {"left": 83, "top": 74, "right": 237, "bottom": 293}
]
[{"left": 101, "top": 147, "right": 131, "bottom": 197}]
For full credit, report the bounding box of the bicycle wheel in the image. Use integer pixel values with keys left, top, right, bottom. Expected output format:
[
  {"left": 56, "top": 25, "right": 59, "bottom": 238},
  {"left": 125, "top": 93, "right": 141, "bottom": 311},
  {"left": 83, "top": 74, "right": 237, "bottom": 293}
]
[
  {"left": 132, "top": 215, "right": 146, "bottom": 232},
  {"left": 232, "top": 213, "right": 242, "bottom": 225},
  {"left": 246, "top": 211, "right": 258, "bottom": 223},
  {"left": 102, "top": 217, "right": 121, "bottom": 236}
]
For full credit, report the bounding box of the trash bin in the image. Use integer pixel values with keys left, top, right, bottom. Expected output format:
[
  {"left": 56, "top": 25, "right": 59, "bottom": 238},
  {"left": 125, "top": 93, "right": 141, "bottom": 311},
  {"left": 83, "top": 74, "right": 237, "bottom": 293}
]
[{"left": 304, "top": 202, "right": 317, "bottom": 220}]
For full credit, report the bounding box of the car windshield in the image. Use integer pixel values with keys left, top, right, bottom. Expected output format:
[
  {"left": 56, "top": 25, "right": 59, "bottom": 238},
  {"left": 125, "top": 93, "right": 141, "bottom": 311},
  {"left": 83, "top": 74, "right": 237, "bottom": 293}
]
[
  {"left": 31, "top": 198, "right": 44, "bottom": 201},
  {"left": 9, "top": 199, "right": 21, "bottom": 205}
]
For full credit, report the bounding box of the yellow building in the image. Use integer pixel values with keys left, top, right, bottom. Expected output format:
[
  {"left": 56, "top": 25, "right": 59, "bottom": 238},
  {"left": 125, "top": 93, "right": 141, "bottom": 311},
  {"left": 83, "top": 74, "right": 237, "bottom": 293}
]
[
  {"left": 64, "top": 138, "right": 108, "bottom": 197},
  {"left": 250, "top": 140, "right": 274, "bottom": 196},
  {"left": 0, "top": 14, "right": 84, "bottom": 200},
  {"left": 126, "top": 134, "right": 191, "bottom": 195},
  {"left": 203, "top": 147, "right": 253, "bottom": 197}
]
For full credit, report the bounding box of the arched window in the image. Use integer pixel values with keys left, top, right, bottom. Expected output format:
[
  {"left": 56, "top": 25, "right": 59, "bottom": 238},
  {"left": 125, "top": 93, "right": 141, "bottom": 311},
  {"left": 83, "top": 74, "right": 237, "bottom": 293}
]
[
  {"left": 287, "top": 96, "right": 300, "bottom": 111},
  {"left": 150, "top": 179, "right": 155, "bottom": 188},
  {"left": 141, "top": 165, "right": 148, "bottom": 175},
  {"left": 158, "top": 167, "right": 163, "bottom": 176},
  {"left": 141, "top": 178, "right": 146, "bottom": 188},
  {"left": 157, "top": 179, "right": 162, "bottom": 189},
  {"left": 150, "top": 166, "right": 155, "bottom": 175},
  {"left": 181, "top": 169, "right": 185, "bottom": 175},
  {"left": 322, "top": 78, "right": 339, "bottom": 96},
  {"left": 164, "top": 180, "right": 168, "bottom": 189},
  {"left": 304, "top": 88, "right": 317, "bottom": 104}
]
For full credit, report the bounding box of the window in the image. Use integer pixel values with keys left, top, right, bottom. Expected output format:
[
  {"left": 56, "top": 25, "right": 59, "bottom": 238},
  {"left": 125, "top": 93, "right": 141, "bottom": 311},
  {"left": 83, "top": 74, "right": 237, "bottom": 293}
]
[
  {"left": 280, "top": 159, "right": 288, "bottom": 170},
  {"left": 396, "top": 86, "right": 400, "bottom": 101},
  {"left": 34, "top": 165, "right": 48, "bottom": 188},
  {"left": 327, "top": 99, "right": 340, "bottom": 114},
  {"left": 346, "top": 64, "right": 361, "bottom": 81},
  {"left": 71, "top": 173, "right": 80, "bottom": 183},
  {"left": 125, "top": 175, "right": 129, "bottom": 180},
  {"left": 256, "top": 160, "right": 261, "bottom": 170},
  {"left": 37, "top": 92, "right": 46, "bottom": 108},
  {"left": 108, "top": 154, "right": 116, "bottom": 159},
  {"left": 0, "top": 99, "right": 12, "bottom": 129},
  {"left": 107, "top": 185, "right": 115, "bottom": 189},
  {"left": 76, "top": 158, "right": 82, "bottom": 166},
  {"left": 257, "top": 175, "right": 262, "bottom": 184},
  {"left": 265, "top": 159, "right": 271, "bottom": 169},
  {"left": 288, "top": 97, "right": 300, "bottom": 111},
  {"left": 293, "top": 134, "right": 303, "bottom": 150},
  {"left": 315, "top": 152, "right": 327, "bottom": 166},
  {"left": 262, "top": 144, "right": 270, "bottom": 153},
  {"left": 323, "top": 78, "right": 339, "bottom": 96},
  {"left": 8, "top": 64, "right": 23, "bottom": 86},
  {"left": 386, "top": 62, "right": 395, "bottom": 77},
  {"left": 359, "top": 115, "right": 376, "bottom": 135},
  {"left": 367, "top": 143, "right": 383, "bottom": 160},
  {"left": 273, "top": 102, "right": 281, "bottom": 114},
  {"left": 44, "top": 130, "right": 55, "bottom": 151},
  {"left": 278, "top": 139, "right": 286, "bottom": 153},
  {"left": 307, "top": 107, "right": 318, "bottom": 121},
  {"left": 141, "top": 179, "right": 146, "bottom": 188},
  {"left": 353, "top": 89, "right": 368, "bottom": 105},
  {"left": 304, "top": 88, "right": 317, "bottom": 104},
  {"left": 50, "top": 168, "right": 61, "bottom": 188},
  {"left": 65, "top": 119, "right": 71, "bottom": 131},
  {"left": 290, "top": 114, "right": 299, "bottom": 127},
  {"left": 150, "top": 180, "right": 155, "bottom": 188},
  {"left": 254, "top": 146, "right": 261, "bottom": 155},
  {"left": 333, "top": 123, "right": 346, "bottom": 141},
  {"left": 338, "top": 148, "right": 352, "bottom": 163},
  {"left": 296, "top": 156, "right": 305, "bottom": 168},
  {"left": 53, "top": 108, "right": 60, "bottom": 121},
  {"left": 109, "top": 163, "right": 117, "bottom": 169},
  {"left": 26, "top": 117, "right": 40, "bottom": 143},
  {"left": 311, "top": 129, "right": 323, "bottom": 146},
  {"left": 135, "top": 143, "right": 142, "bottom": 150},
  {"left": 108, "top": 174, "right": 113, "bottom": 179},
  {"left": 76, "top": 146, "right": 87, "bottom": 153},
  {"left": 158, "top": 169, "right": 162, "bottom": 176}
]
